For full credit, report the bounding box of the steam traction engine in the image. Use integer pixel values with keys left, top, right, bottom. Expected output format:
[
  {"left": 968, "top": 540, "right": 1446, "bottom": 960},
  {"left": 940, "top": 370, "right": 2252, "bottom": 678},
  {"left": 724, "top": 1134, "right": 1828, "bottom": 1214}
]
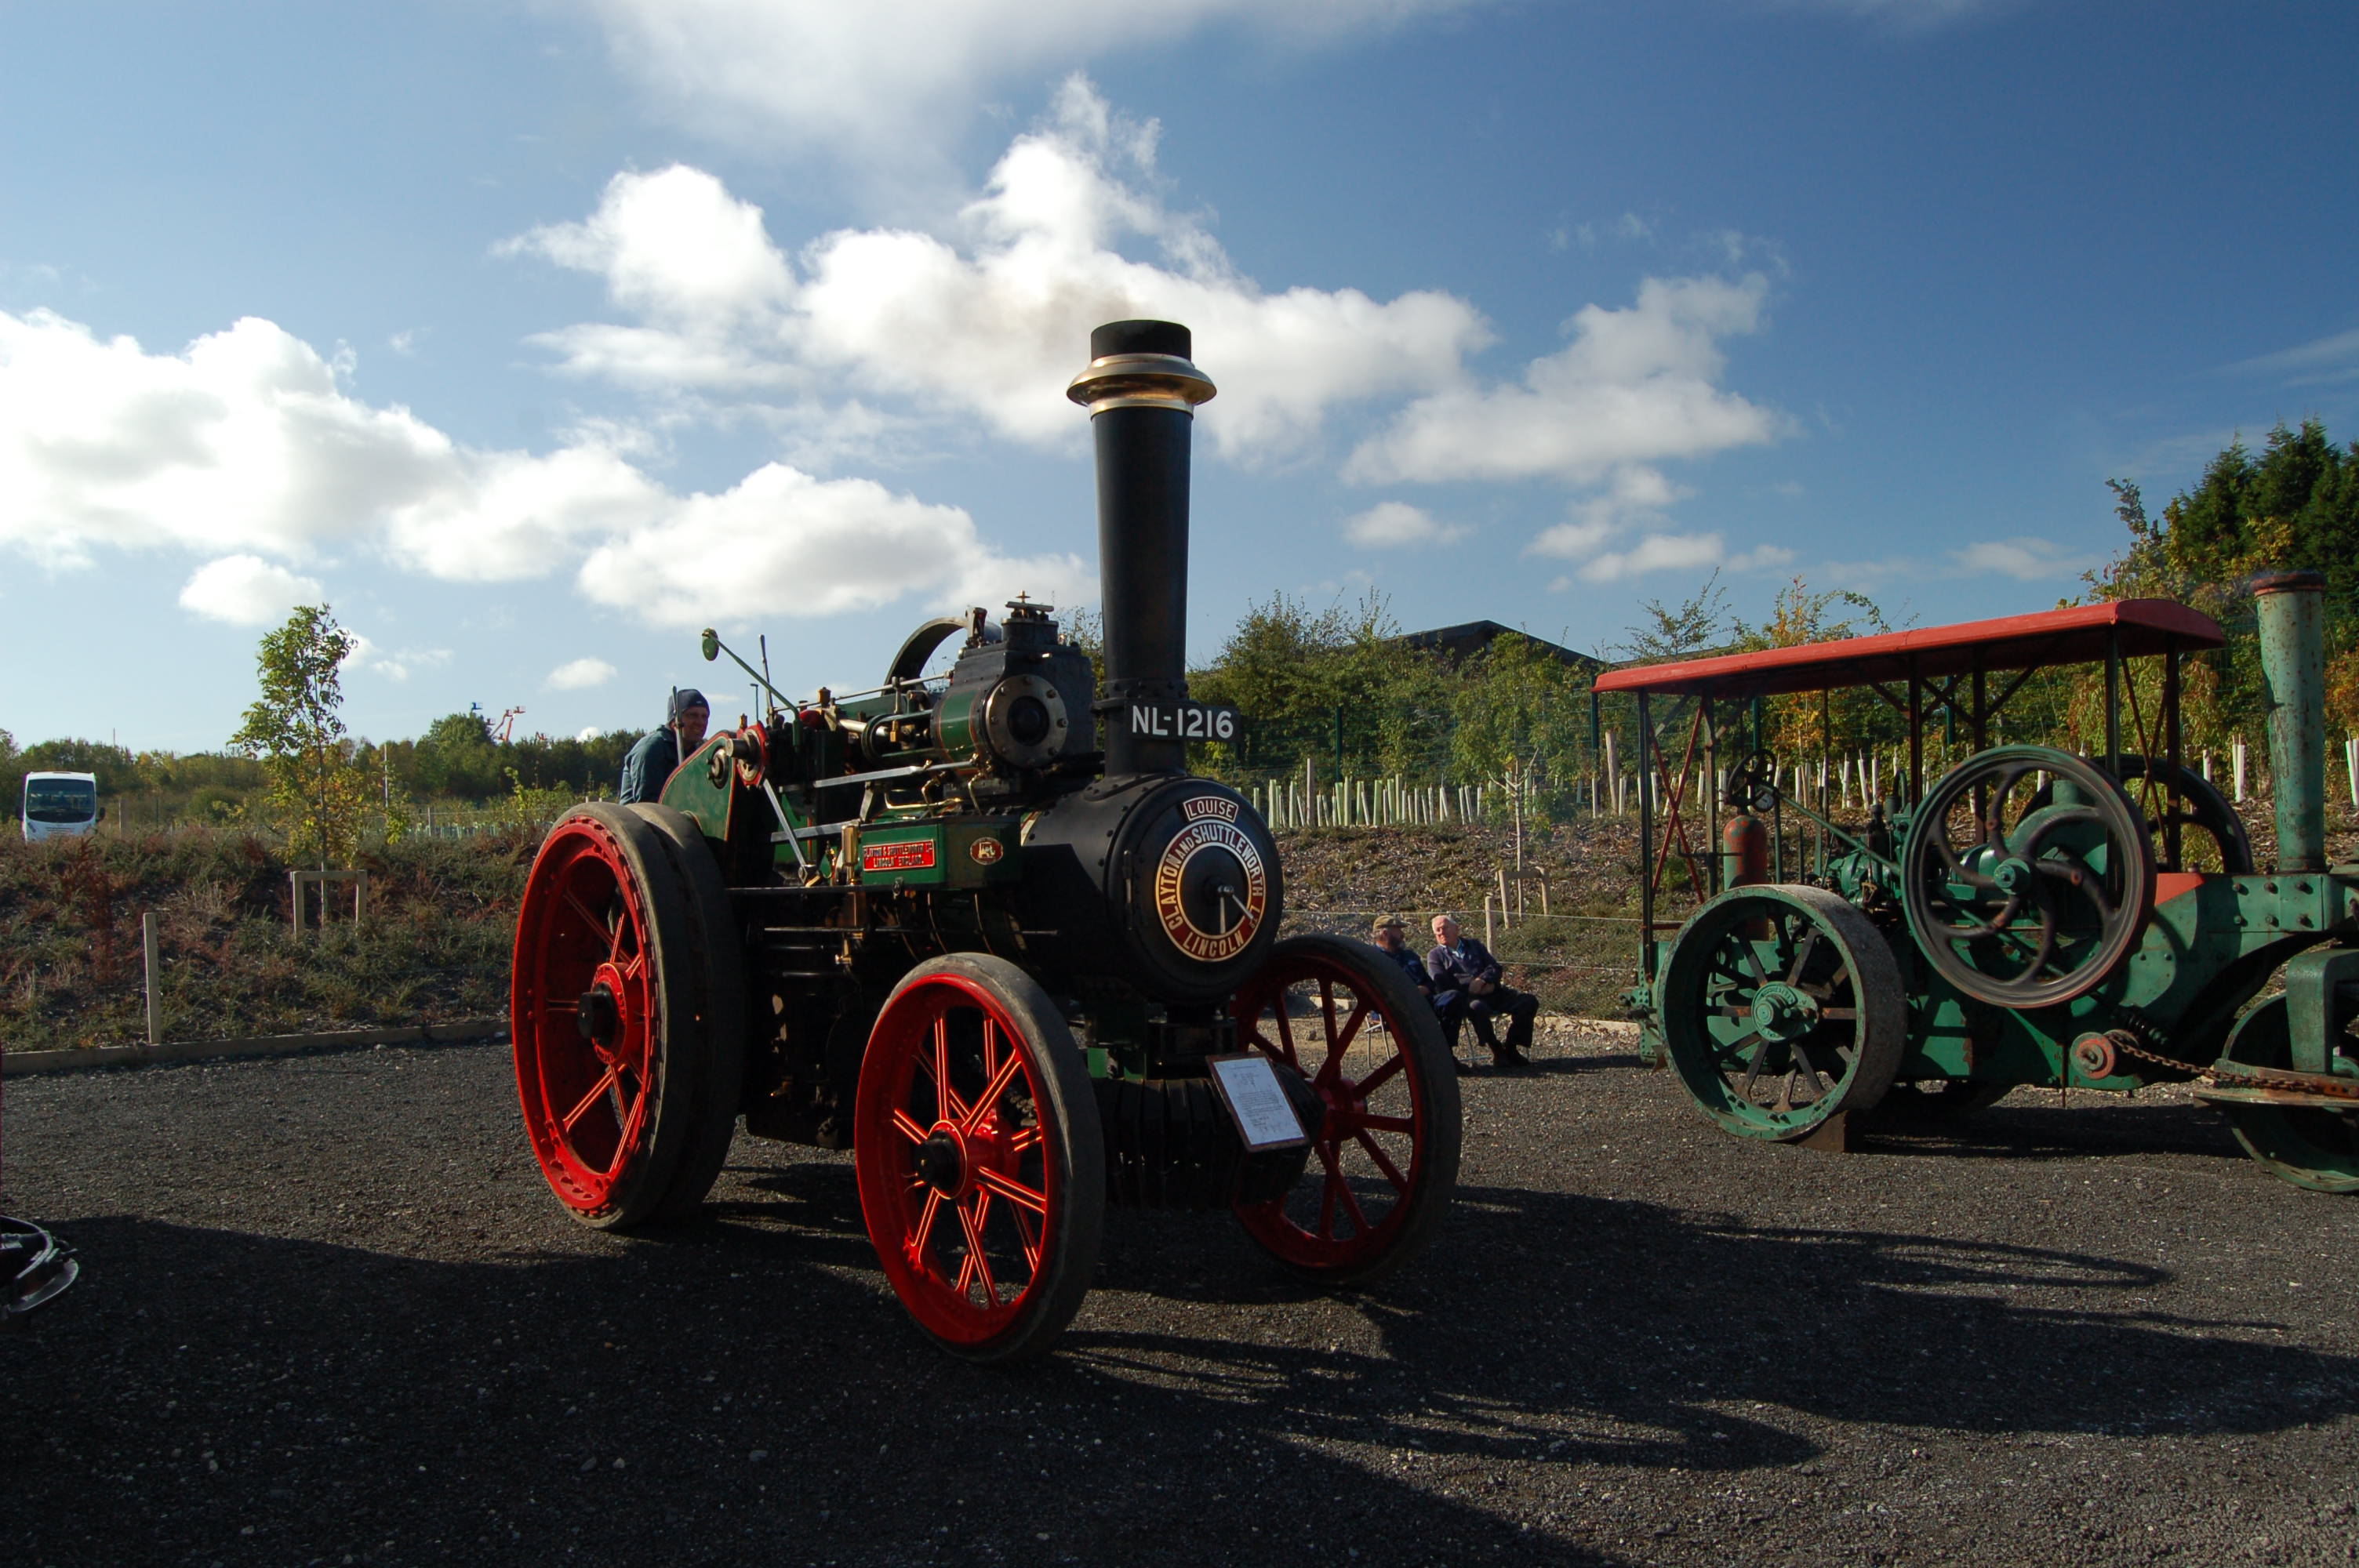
[
  {"left": 1603, "top": 576, "right": 2359, "bottom": 1192},
  {"left": 509, "top": 321, "right": 1460, "bottom": 1360}
]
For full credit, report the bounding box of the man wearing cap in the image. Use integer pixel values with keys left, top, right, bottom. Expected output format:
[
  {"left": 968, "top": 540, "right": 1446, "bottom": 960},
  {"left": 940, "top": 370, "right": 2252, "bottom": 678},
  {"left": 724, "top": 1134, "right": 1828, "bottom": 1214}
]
[
  {"left": 617, "top": 688, "right": 709, "bottom": 804},
  {"left": 1427, "top": 913, "right": 1537, "bottom": 1069},
  {"left": 1372, "top": 915, "right": 1469, "bottom": 1072}
]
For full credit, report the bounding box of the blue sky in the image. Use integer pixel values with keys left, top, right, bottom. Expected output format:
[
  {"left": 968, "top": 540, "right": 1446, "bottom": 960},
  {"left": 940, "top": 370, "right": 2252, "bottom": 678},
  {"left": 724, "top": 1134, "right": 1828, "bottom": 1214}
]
[{"left": 3, "top": 1, "right": 2354, "bottom": 753}]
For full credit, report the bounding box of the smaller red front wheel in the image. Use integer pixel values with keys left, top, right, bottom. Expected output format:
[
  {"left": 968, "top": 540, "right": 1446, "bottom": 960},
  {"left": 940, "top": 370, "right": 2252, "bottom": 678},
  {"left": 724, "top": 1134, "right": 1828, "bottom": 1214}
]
[
  {"left": 854, "top": 955, "right": 1104, "bottom": 1363},
  {"left": 1230, "top": 935, "right": 1461, "bottom": 1285}
]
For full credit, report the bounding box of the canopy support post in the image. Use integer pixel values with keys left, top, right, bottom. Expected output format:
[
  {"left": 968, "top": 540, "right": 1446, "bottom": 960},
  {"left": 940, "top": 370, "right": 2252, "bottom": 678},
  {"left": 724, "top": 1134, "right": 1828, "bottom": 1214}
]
[
  {"left": 1637, "top": 691, "right": 1655, "bottom": 975},
  {"left": 2105, "top": 626, "right": 2122, "bottom": 771}
]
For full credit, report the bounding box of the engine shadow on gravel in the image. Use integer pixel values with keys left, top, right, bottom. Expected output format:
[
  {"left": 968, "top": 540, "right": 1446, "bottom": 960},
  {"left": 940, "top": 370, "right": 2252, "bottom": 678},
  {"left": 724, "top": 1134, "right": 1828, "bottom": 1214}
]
[
  {"left": 2, "top": 1210, "right": 1619, "bottom": 1568},
  {"left": 1851, "top": 1094, "right": 2247, "bottom": 1164},
  {"left": 1095, "top": 1179, "right": 2359, "bottom": 1477}
]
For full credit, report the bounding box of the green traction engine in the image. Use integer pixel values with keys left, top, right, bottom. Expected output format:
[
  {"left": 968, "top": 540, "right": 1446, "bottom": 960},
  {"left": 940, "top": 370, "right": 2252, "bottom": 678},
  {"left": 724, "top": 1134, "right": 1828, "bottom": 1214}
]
[
  {"left": 1603, "top": 573, "right": 2359, "bottom": 1191},
  {"left": 507, "top": 321, "right": 1460, "bottom": 1361}
]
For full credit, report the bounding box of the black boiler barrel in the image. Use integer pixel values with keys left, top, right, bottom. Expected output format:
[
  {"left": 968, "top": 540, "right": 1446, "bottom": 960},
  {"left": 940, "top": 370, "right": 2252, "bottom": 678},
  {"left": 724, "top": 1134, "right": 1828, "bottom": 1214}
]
[{"left": 1068, "top": 320, "right": 1216, "bottom": 777}]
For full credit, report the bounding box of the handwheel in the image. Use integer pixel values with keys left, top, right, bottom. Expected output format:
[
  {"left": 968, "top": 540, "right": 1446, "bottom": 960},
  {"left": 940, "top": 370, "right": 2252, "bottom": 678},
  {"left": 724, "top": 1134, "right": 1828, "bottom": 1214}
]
[
  {"left": 511, "top": 803, "right": 735, "bottom": 1229},
  {"left": 853, "top": 954, "right": 1104, "bottom": 1363},
  {"left": 1658, "top": 884, "right": 1906, "bottom": 1142},
  {"left": 1229, "top": 935, "right": 1461, "bottom": 1284},
  {"left": 627, "top": 804, "right": 748, "bottom": 1220},
  {"left": 2217, "top": 996, "right": 2359, "bottom": 1193},
  {"left": 1901, "top": 746, "right": 2155, "bottom": 1010},
  {"left": 2026, "top": 754, "right": 2252, "bottom": 876}
]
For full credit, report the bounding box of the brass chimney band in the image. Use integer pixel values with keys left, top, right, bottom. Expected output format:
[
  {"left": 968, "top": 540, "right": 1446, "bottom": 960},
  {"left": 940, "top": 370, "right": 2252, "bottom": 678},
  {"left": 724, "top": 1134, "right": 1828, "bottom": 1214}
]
[{"left": 1065, "top": 352, "right": 1217, "bottom": 416}]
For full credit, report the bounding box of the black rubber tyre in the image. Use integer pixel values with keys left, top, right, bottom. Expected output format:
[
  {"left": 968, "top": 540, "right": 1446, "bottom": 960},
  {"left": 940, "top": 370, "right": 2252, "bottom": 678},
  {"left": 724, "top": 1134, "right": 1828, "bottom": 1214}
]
[{"left": 627, "top": 803, "right": 748, "bottom": 1221}]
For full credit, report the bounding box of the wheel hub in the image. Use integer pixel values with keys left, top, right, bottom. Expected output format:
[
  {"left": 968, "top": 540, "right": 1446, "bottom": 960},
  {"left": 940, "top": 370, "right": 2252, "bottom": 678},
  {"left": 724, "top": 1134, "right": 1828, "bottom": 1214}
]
[
  {"left": 1750, "top": 982, "right": 1819, "bottom": 1040},
  {"left": 1992, "top": 857, "right": 2034, "bottom": 895},
  {"left": 576, "top": 979, "right": 623, "bottom": 1049},
  {"left": 914, "top": 1128, "right": 968, "bottom": 1196}
]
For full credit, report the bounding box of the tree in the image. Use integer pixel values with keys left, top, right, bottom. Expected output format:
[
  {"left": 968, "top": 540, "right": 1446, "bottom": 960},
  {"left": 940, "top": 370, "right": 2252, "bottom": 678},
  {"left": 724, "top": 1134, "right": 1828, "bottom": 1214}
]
[
  {"left": 1614, "top": 572, "right": 1733, "bottom": 665},
  {"left": 229, "top": 604, "right": 379, "bottom": 866},
  {"left": 1447, "top": 631, "right": 1595, "bottom": 860}
]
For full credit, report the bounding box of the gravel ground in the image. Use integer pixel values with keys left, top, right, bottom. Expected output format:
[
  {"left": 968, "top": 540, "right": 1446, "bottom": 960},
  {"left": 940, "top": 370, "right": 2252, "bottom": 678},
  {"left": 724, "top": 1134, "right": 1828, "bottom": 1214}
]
[{"left": 5, "top": 1025, "right": 2358, "bottom": 1568}]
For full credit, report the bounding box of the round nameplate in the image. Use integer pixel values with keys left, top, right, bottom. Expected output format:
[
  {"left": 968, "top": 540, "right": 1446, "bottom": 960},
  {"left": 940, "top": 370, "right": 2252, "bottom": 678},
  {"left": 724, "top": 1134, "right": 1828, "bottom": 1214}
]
[{"left": 1150, "top": 795, "right": 1269, "bottom": 964}]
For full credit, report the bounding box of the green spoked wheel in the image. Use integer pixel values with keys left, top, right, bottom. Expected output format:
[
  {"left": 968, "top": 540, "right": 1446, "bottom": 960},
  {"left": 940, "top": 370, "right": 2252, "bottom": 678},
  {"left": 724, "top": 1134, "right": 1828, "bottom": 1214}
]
[
  {"left": 1659, "top": 885, "right": 1907, "bottom": 1142},
  {"left": 1901, "top": 746, "right": 2154, "bottom": 1011},
  {"left": 2216, "top": 996, "right": 2359, "bottom": 1194}
]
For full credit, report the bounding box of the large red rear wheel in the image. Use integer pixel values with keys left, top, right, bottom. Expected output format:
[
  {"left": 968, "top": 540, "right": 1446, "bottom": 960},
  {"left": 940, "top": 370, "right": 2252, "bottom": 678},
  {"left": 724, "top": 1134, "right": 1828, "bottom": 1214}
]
[
  {"left": 1230, "top": 935, "right": 1460, "bottom": 1285},
  {"left": 511, "top": 804, "right": 736, "bottom": 1229},
  {"left": 854, "top": 955, "right": 1103, "bottom": 1363}
]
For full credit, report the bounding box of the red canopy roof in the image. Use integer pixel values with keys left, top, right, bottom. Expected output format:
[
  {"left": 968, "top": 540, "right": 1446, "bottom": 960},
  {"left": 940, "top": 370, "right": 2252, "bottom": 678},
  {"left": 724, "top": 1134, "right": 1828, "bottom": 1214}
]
[{"left": 1593, "top": 598, "right": 2224, "bottom": 700}]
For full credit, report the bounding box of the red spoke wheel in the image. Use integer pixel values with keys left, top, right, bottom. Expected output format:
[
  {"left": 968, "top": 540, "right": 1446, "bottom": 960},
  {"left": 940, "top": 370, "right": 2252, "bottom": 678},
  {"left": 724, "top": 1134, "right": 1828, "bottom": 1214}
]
[
  {"left": 854, "top": 955, "right": 1103, "bottom": 1363},
  {"left": 1230, "top": 934, "right": 1461, "bottom": 1285},
  {"left": 511, "top": 804, "right": 741, "bottom": 1229}
]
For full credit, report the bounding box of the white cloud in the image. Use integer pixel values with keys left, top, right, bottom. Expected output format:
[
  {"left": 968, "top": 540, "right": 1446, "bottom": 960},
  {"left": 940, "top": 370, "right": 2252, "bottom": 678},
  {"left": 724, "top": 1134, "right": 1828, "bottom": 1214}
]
[
  {"left": 580, "top": 0, "right": 1481, "bottom": 156},
  {"left": 1343, "top": 501, "right": 1465, "bottom": 548},
  {"left": 1547, "top": 531, "right": 1793, "bottom": 586},
  {"left": 1529, "top": 464, "right": 1685, "bottom": 557},
  {"left": 176, "top": 554, "right": 325, "bottom": 626},
  {"left": 0, "top": 307, "right": 670, "bottom": 580},
  {"left": 0, "top": 304, "right": 1069, "bottom": 631},
  {"left": 576, "top": 462, "right": 1092, "bottom": 627},
  {"left": 342, "top": 635, "right": 449, "bottom": 683},
  {"left": 1347, "top": 274, "right": 1780, "bottom": 485},
  {"left": 2232, "top": 325, "right": 2359, "bottom": 385},
  {"left": 1949, "top": 537, "right": 2099, "bottom": 581},
  {"left": 547, "top": 656, "right": 619, "bottom": 691},
  {"left": 503, "top": 80, "right": 1488, "bottom": 463}
]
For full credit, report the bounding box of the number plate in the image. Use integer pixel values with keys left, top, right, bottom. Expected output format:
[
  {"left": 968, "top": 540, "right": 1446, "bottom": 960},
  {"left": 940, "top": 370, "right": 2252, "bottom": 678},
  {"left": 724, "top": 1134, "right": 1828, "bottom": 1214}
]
[{"left": 1120, "top": 702, "right": 1239, "bottom": 742}]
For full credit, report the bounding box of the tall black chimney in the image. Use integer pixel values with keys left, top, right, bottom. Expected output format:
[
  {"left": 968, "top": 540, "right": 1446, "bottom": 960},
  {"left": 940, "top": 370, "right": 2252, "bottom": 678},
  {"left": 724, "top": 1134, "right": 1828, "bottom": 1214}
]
[{"left": 1067, "top": 320, "right": 1215, "bottom": 776}]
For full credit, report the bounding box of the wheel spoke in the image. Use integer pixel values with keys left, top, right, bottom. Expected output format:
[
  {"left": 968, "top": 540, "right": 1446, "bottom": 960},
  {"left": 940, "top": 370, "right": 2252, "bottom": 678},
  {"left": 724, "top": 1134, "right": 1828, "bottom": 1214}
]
[
  {"left": 908, "top": 1189, "right": 944, "bottom": 1262},
  {"left": 975, "top": 1165, "right": 1047, "bottom": 1214},
  {"left": 1358, "top": 1113, "right": 1416, "bottom": 1134},
  {"left": 1314, "top": 979, "right": 1347, "bottom": 1085},
  {"left": 963, "top": 1047, "right": 1024, "bottom": 1136},
  {"left": 1786, "top": 929, "right": 1820, "bottom": 985},
  {"left": 891, "top": 1109, "right": 929, "bottom": 1144},
  {"left": 1007, "top": 1125, "right": 1044, "bottom": 1155},
  {"left": 1351, "top": 1128, "right": 1410, "bottom": 1195},
  {"left": 560, "top": 1064, "right": 623, "bottom": 1132},
  {"left": 1738, "top": 1034, "right": 1773, "bottom": 1098},
  {"left": 1819, "top": 1007, "right": 1857, "bottom": 1021},
  {"left": 930, "top": 1018, "right": 965, "bottom": 1122},
  {"left": 955, "top": 1195, "right": 998, "bottom": 1302},
  {"left": 562, "top": 889, "right": 613, "bottom": 948},
  {"left": 1350, "top": 1050, "right": 1405, "bottom": 1098}
]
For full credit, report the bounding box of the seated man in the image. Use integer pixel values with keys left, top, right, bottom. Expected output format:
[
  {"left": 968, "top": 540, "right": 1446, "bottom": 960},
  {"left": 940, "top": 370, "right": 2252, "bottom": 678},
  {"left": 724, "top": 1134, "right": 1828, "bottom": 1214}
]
[
  {"left": 1427, "top": 912, "right": 1538, "bottom": 1069},
  {"left": 1372, "top": 913, "right": 1471, "bottom": 1074},
  {"left": 618, "top": 688, "right": 709, "bottom": 805}
]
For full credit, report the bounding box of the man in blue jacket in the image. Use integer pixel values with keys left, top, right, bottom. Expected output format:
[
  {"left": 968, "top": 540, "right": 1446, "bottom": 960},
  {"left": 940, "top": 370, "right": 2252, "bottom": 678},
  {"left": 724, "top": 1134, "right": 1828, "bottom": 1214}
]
[
  {"left": 1372, "top": 914, "right": 1472, "bottom": 1074},
  {"left": 1427, "top": 912, "right": 1537, "bottom": 1069},
  {"left": 618, "top": 688, "right": 708, "bottom": 804}
]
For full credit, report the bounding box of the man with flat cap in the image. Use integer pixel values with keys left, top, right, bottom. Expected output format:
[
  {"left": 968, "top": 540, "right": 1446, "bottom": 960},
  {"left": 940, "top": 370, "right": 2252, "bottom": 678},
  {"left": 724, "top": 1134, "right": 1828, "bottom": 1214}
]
[
  {"left": 617, "top": 688, "right": 708, "bottom": 804},
  {"left": 1371, "top": 914, "right": 1470, "bottom": 1073}
]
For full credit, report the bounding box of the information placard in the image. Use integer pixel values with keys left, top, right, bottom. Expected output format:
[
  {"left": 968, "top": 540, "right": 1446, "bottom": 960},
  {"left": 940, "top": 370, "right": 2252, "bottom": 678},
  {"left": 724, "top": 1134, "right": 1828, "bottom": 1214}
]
[{"left": 1205, "top": 1053, "right": 1310, "bottom": 1152}]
